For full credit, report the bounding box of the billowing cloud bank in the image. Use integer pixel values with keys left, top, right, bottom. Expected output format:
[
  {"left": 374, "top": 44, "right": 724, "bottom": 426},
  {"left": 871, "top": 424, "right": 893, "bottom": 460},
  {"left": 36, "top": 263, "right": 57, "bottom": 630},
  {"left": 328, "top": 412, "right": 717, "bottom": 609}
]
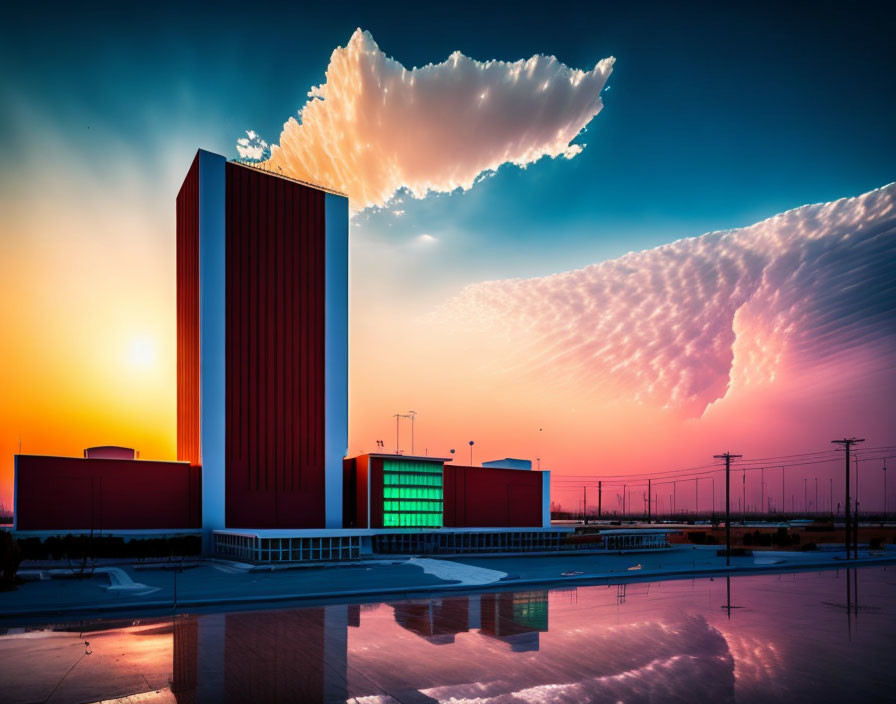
[
  {"left": 260, "top": 29, "right": 613, "bottom": 209},
  {"left": 435, "top": 184, "right": 896, "bottom": 416}
]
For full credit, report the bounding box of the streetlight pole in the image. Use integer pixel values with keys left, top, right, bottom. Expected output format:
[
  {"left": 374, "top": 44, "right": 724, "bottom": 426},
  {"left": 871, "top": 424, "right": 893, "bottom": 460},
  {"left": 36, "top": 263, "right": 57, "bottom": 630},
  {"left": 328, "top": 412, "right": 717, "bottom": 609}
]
[{"left": 469, "top": 440, "right": 475, "bottom": 466}]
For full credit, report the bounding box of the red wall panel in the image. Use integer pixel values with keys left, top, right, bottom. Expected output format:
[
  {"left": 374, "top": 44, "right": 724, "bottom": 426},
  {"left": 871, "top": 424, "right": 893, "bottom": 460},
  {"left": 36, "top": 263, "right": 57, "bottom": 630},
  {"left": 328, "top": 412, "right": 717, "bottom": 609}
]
[
  {"left": 368, "top": 458, "right": 384, "bottom": 529},
  {"left": 443, "top": 465, "right": 543, "bottom": 528},
  {"left": 224, "top": 163, "right": 327, "bottom": 528},
  {"left": 176, "top": 154, "right": 201, "bottom": 467},
  {"left": 15, "top": 455, "right": 200, "bottom": 531},
  {"left": 341, "top": 457, "right": 370, "bottom": 528}
]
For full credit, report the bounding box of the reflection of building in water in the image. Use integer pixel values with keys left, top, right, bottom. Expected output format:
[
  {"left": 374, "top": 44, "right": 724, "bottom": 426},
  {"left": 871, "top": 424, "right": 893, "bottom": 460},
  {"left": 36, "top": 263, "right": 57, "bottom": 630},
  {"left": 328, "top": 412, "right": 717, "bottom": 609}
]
[
  {"left": 172, "top": 606, "right": 348, "bottom": 704},
  {"left": 392, "top": 597, "right": 471, "bottom": 645},
  {"left": 171, "top": 616, "right": 198, "bottom": 704},
  {"left": 388, "top": 593, "right": 548, "bottom": 652},
  {"left": 171, "top": 588, "right": 737, "bottom": 703},
  {"left": 479, "top": 591, "right": 549, "bottom": 652}
]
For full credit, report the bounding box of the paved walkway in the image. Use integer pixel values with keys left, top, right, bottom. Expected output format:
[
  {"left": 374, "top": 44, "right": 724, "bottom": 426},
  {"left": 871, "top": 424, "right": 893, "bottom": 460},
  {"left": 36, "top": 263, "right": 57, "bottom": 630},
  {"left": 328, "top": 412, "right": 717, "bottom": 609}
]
[{"left": 2, "top": 546, "right": 894, "bottom": 621}]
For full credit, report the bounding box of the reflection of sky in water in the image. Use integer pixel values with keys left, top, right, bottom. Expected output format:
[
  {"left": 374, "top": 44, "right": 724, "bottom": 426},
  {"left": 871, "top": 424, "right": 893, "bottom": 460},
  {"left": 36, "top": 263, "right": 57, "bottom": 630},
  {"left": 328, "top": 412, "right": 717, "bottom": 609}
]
[{"left": 0, "top": 567, "right": 893, "bottom": 704}]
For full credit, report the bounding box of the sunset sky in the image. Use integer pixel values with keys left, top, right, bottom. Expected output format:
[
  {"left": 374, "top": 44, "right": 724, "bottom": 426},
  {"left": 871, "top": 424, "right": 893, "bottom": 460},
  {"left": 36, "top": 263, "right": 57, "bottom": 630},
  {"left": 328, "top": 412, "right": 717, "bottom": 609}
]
[{"left": 2, "top": 1, "right": 895, "bottom": 512}]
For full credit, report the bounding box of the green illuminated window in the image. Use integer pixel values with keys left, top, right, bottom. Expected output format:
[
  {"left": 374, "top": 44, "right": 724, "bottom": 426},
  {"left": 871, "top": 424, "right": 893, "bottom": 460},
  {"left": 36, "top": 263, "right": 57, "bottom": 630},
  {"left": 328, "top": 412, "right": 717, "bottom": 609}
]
[{"left": 381, "top": 459, "right": 443, "bottom": 528}]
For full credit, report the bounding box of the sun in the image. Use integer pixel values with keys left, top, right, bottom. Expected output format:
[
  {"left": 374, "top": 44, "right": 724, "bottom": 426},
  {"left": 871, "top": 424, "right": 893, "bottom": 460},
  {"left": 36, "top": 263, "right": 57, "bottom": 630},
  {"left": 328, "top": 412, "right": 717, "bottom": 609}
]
[{"left": 127, "top": 336, "right": 156, "bottom": 369}]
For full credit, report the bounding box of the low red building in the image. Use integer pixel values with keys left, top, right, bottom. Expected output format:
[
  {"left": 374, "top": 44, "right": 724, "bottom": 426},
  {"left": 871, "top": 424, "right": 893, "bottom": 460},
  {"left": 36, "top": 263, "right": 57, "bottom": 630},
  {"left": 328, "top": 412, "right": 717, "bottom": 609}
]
[
  {"left": 343, "top": 453, "right": 549, "bottom": 530},
  {"left": 14, "top": 452, "right": 201, "bottom": 531}
]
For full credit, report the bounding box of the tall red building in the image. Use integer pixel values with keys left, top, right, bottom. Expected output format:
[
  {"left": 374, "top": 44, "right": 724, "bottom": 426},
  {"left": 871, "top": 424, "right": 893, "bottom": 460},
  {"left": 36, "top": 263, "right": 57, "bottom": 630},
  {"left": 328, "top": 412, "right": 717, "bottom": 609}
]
[
  {"left": 11, "top": 148, "right": 559, "bottom": 556},
  {"left": 177, "top": 150, "right": 348, "bottom": 537}
]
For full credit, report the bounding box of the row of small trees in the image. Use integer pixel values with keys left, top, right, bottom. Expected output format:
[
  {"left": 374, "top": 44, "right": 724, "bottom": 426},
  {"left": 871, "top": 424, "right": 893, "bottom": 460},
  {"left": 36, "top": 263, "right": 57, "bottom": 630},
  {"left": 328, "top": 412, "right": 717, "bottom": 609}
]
[{"left": 0, "top": 532, "right": 21, "bottom": 590}]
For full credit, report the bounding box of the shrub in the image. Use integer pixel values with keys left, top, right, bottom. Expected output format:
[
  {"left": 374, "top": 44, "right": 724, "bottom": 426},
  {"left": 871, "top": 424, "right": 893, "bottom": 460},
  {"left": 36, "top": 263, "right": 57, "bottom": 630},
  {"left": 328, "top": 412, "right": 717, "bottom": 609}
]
[
  {"left": 16, "top": 534, "right": 201, "bottom": 560},
  {"left": 0, "top": 531, "right": 21, "bottom": 589}
]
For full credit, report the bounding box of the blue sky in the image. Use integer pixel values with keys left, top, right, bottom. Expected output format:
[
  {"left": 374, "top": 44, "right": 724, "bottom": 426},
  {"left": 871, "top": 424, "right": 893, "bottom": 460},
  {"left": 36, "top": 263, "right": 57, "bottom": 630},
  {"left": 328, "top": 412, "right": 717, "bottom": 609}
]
[{"left": 4, "top": 1, "right": 894, "bottom": 283}]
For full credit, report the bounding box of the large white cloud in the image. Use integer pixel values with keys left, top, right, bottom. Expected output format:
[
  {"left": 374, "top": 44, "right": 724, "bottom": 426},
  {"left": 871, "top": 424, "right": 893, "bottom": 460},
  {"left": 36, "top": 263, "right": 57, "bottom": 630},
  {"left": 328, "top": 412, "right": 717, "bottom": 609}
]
[
  {"left": 258, "top": 29, "right": 614, "bottom": 209},
  {"left": 434, "top": 183, "right": 896, "bottom": 416}
]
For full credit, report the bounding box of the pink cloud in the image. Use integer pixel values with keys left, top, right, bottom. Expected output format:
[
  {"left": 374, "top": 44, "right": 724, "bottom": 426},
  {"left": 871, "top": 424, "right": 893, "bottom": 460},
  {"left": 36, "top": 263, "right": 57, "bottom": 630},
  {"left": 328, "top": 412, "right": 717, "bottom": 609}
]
[{"left": 435, "top": 183, "right": 896, "bottom": 417}]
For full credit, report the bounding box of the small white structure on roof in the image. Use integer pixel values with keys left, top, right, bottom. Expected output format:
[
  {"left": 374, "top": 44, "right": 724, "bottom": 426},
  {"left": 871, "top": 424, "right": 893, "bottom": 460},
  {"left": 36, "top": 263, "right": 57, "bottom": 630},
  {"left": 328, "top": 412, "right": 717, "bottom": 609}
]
[{"left": 481, "top": 458, "right": 532, "bottom": 471}]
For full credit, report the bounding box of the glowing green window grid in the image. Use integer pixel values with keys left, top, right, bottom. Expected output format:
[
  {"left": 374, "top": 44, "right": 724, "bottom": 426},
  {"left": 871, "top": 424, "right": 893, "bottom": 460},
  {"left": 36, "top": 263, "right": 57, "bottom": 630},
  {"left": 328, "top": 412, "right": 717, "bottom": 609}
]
[{"left": 382, "top": 459, "right": 443, "bottom": 528}]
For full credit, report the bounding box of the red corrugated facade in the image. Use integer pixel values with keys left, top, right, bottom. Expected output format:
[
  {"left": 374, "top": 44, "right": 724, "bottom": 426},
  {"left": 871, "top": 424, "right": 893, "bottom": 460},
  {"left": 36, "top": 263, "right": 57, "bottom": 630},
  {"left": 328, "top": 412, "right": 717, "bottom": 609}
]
[
  {"left": 176, "top": 154, "right": 201, "bottom": 467},
  {"left": 443, "top": 464, "right": 543, "bottom": 528},
  {"left": 224, "top": 163, "right": 327, "bottom": 529},
  {"left": 14, "top": 455, "right": 200, "bottom": 531},
  {"left": 367, "top": 457, "right": 387, "bottom": 529},
  {"left": 342, "top": 457, "right": 370, "bottom": 529}
]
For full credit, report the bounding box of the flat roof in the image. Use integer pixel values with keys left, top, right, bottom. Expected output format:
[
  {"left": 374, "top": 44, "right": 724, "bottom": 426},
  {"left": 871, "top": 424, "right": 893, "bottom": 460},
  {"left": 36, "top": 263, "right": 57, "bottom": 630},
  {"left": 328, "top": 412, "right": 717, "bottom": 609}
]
[
  {"left": 13, "top": 453, "right": 188, "bottom": 464},
  {"left": 215, "top": 527, "right": 574, "bottom": 538},
  {"left": 229, "top": 159, "right": 347, "bottom": 198},
  {"left": 357, "top": 453, "right": 454, "bottom": 463}
]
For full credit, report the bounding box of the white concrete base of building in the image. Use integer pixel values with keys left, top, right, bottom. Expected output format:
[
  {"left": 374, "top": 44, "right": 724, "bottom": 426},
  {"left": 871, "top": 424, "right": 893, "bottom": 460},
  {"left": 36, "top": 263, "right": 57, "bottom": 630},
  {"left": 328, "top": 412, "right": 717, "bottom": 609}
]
[{"left": 213, "top": 527, "right": 576, "bottom": 563}]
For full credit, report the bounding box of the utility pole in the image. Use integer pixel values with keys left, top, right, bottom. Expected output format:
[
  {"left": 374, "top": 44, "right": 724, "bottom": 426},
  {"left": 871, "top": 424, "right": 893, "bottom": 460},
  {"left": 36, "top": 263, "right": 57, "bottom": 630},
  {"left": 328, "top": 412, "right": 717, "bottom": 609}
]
[
  {"left": 781, "top": 467, "right": 785, "bottom": 519},
  {"left": 694, "top": 477, "right": 698, "bottom": 519},
  {"left": 832, "top": 438, "right": 864, "bottom": 559},
  {"left": 815, "top": 477, "right": 818, "bottom": 517},
  {"left": 804, "top": 477, "right": 808, "bottom": 515},
  {"left": 883, "top": 460, "right": 888, "bottom": 521},
  {"left": 712, "top": 477, "right": 716, "bottom": 520},
  {"left": 829, "top": 477, "right": 833, "bottom": 516},
  {"left": 761, "top": 467, "right": 765, "bottom": 517},
  {"left": 715, "top": 452, "right": 742, "bottom": 566},
  {"left": 623, "top": 484, "right": 626, "bottom": 517},
  {"left": 648, "top": 479, "right": 652, "bottom": 523},
  {"left": 673, "top": 481, "right": 677, "bottom": 517},
  {"left": 583, "top": 485, "right": 587, "bottom": 524},
  {"left": 742, "top": 469, "right": 746, "bottom": 524},
  {"left": 598, "top": 481, "right": 602, "bottom": 518}
]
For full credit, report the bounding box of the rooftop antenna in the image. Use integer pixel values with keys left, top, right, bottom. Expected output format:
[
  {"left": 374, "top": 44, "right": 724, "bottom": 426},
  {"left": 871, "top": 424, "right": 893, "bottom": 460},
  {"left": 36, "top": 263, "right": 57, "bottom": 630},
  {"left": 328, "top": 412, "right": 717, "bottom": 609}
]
[
  {"left": 408, "top": 411, "right": 418, "bottom": 455},
  {"left": 393, "top": 413, "right": 411, "bottom": 454}
]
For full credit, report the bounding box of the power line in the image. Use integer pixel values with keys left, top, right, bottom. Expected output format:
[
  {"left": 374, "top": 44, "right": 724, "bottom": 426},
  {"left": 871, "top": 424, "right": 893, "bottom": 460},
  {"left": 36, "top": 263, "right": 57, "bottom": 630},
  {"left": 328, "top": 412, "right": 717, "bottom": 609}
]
[{"left": 553, "top": 452, "right": 896, "bottom": 485}]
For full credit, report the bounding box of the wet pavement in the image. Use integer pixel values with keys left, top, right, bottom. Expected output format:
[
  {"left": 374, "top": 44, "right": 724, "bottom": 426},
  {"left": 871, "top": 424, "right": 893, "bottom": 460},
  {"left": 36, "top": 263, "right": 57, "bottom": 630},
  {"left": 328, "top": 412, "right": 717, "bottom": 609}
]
[{"left": 1, "top": 565, "right": 893, "bottom": 703}]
